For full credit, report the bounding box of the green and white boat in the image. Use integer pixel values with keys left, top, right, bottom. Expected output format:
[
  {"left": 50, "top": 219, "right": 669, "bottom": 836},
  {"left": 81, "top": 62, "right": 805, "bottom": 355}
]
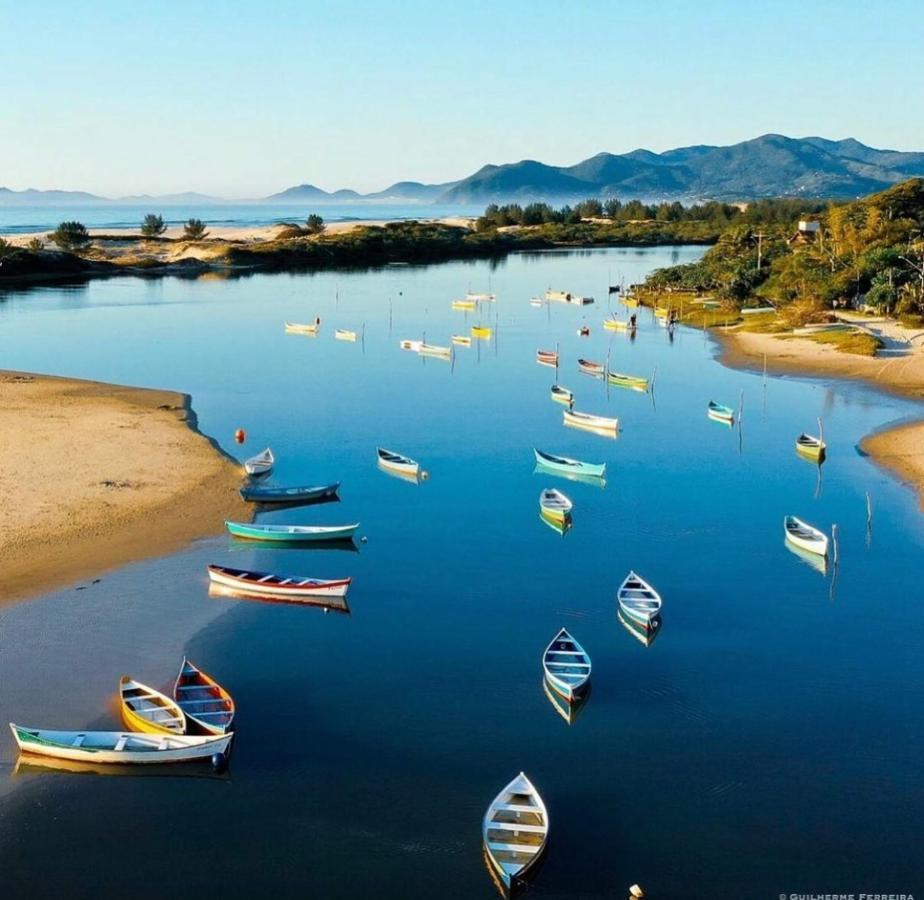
[
  {"left": 606, "top": 370, "right": 649, "bottom": 392},
  {"left": 533, "top": 448, "right": 606, "bottom": 479},
  {"left": 225, "top": 521, "right": 359, "bottom": 542}
]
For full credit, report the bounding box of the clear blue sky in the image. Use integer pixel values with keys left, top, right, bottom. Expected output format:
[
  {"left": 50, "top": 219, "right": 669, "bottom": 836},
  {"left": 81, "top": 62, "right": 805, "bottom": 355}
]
[{"left": 1, "top": 0, "right": 922, "bottom": 197}]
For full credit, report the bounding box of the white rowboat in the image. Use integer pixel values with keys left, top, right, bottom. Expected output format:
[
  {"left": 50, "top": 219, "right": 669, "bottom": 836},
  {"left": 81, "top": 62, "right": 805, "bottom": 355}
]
[
  {"left": 542, "top": 628, "right": 591, "bottom": 701},
  {"left": 784, "top": 515, "right": 829, "bottom": 557},
  {"left": 284, "top": 321, "right": 319, "bottom": 336},
  {"left": 10, "top": 723, "right": 232, "bottom": 765},
  {"left": 207, "top": 565, "right": 352, "bottom": 598},
  {"left": 539, "top": 488, "right": 572, "bottom": 521},
  {"left": 377, "top": 447, "right": 422, "bottom": 478},
  {"left": 334, "top": 328, "right": 357, "bottom": 342},
  {"left": 483, "top": 772, "right": 549, "bottom": 891},
  {"left": 563, "top": 409, "right": 619, "bottom": 433},
  {"left": 243, "top": 447, "right": 274, "bottom": 476},
  {"left": 617, "top": 571, "right": 662, "bottom": 631}
]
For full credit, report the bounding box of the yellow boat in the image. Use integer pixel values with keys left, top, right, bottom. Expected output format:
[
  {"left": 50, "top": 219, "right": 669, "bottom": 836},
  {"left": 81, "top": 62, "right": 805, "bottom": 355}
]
[
  {"left": 119, "top": 676, "right": 186, "bottom": 735},
  {"left": 471, "top": 325, "right": 493, "bottom": 340},
  {"left": 603, "top": 318, "right": 628, "bottom": 332},
  {"left": 624, "top": 297, "right": 639, "bottom": 308},
  {"left": 452, "top": 300, "right": 476, "bottom": 311},
  {"left": 655, "top": 306, "right": 669, "bottom": 317}
]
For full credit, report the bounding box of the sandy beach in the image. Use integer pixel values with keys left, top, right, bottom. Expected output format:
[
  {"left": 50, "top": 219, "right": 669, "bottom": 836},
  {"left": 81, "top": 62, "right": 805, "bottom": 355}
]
[
  {"left": 717, "top": 318, "right": 924, "bottom": 509},
  {"left": 0, "top": 371, "right": 247, "bottom": 603}
]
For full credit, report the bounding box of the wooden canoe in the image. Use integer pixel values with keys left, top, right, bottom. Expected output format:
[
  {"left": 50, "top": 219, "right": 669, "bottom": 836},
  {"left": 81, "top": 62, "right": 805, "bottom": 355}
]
[
  {"left": 563, "top": 408, "right": 619, "bottom": 433},
  {"left": 542, "top": 628, "right": 591, "bottom": 702},
  {"left": 483, "top": 772, "right": 549, "bottom": 891},
  {"left": 173, "top": 658, "right": 235, "bottom": 736},
  {"left": 225, "top": 521, "right": 359, "bottom": 542},
  {"left": 243, "top": 447, "right": 274, "bottom": 476},
  {"left": 536, "top": 349, "right": 559, "bottom": 367},
  {"left": 239, "top": 482, "right": 339, "bottom": 504},
  {"left": 334, "top": 328, "right": 357, "bottom": 342},
  {"left": 795, "top": 433, "right": 826, "bottom": 460},
  {"left": 550, "top": 384, "right": 574, "bottom": 404},
  {"left": 603, "top": 317, "right": 629, "bottom": 332},
  {"left": 607, "top": 370, "right": 649, "bottom": 392},
  {"left": 533, "top": 448, "right": 606, "bottom": 479},
  {"left": 284, "top": 321, "right": 319, "bottom": 336},
  {"left": 119, "top": 677, "right": 186, "bottom": 735},
  {"left": 539, "top": 488, "right": 572, "bottom": 521},
  {"left": 419, "top": 342, "right": 452, "bottom": 360},
  {"left": 471, "top": 325, "right": 493, "bottom": 339},
  {"left": 452, "top": 335, "right": 472, "bottom": 346},
  {"left": 207, "top": 564, "right": 352, "bottom": 598},
  {"left": 467, "top": 292, "right": 495, "bottom": 302},
  {"left": 452, "top": 300, "right": 477, "bottom": 311},
  {"left": 577, "top": 358, "right": 605, "bottom": 377},
  {"left": 784, "top": 515, "right": 829, "bottom": 556},
  {"left": 616, "top": 571, "right": 662, "bottom": 632},
  {"left": 707, "top": 401, "right": 735, "bottom": 423},
  {"left": 10, "top": 723, "right": 231, "bottom": 765},
  {"left": 400, "top": 339, "right": 422, "bottom": 352},
  {"left": 377, "top": 447, "right": 421, "bottom": 478}
]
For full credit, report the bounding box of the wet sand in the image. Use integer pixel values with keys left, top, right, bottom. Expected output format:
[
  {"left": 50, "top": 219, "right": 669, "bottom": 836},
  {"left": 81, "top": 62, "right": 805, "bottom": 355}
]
[
  {"left": 716, "top": 324, "right": 924, "bottom": 510},
  {"left": 0, "top": 371, "right": 248, "bottom": 603}
]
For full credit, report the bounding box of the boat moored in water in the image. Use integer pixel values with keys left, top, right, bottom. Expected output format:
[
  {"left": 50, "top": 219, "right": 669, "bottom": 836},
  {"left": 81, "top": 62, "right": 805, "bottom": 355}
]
[
  {"left": 536, "top": 349, "right": 559, "bottom": 367},
  {"left": 119, "top": 677, "right": 186, "bottom": 735},
  {"left": 207, "top": 564, "right": 352, "bottom": 598},
  {"left": 538, "top": 488, "right": 572, "bottom": 522},
  {"left": 239, "top": 482, "right": 339, "bottom": 504},
  {"left": 533, "top": 448, "right": 606, "bottom": 479},
  {"left": 243, "top": 447, "right": 274, "bottom": 476},
  {"left": 577, "top": 358, "right": 605, "bottom": 377},
  {"left": 541, "top": 628, "right": 591, "bottom": 702},
  {"left": 616, "top": 571, "right": 662, "bottom": 632},
  {"left": 225, "top": 521, "right": 360, "bottom": 543},
  {"left": 784, "top": 515, "right": 829, "bottom": 557},
  {"left": 173, "top": 658, "right": 235, "bottom": 735},
  {"left": 550, "top": 384, "right": 574, "bottom": 404},
  {"left": 563, "top": 409, "right": 619, "bottom": 434}
]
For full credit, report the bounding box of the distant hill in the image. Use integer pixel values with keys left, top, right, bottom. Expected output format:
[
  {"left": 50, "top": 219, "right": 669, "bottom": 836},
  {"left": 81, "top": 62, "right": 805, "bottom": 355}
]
[{"left": 4, "top": 135, "right": 924, "bottom": 210}]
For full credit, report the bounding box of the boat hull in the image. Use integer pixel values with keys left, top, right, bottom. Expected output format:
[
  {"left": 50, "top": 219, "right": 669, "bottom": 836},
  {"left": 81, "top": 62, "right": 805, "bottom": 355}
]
[
  {"left": 533, "top": 449, "right": 605, "bottom": 479},
  {"left": 225, "top": 521, "right": 359, "bottom": 542},
  {"left": 239, "top": 482, "right": 339, "bottom": 503},
  {"left": 207, "top": 565, "right": 351, "bottom": 598}
]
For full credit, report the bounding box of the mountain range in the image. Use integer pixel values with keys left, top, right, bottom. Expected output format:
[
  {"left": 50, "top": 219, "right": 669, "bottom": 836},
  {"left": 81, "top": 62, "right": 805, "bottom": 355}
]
[{"left": 4, "top": 135, "right": 924, "bottom": 208}]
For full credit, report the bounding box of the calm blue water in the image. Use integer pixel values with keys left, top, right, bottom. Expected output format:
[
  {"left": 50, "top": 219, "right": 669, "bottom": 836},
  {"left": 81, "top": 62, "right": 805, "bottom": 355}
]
[
  {"left": 0, "top": 247, "right": 922, "bottom": 899},
  {"left": 0, "top": 202, "right": 484, "bottom": 234}
]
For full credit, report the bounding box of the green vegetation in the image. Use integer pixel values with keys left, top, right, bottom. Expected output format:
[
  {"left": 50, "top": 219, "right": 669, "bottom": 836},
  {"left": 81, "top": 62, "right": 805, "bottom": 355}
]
[
  {"left": 141, "top": 214, "right": 167, "bottom": 238},
  {"left": 780, "top": 329, "right": 884, "bottom": 356},
  {"left": 304, "top": 214, "right": 325, "bottom": 235},
  {"left": 0, "top": 237, "right": 12, "bottom": 258},
  {"left": 183, "top": 218, "right": 208, "bottom": 240},
  {"left": 49, "top": 221, "right": 90, "bottom": 250},
  {"left": 645, "top": 178, "right": 924, "bottom": 318},
  {"left": 27, "top": 237, "right": 45, "bottom": 252}
]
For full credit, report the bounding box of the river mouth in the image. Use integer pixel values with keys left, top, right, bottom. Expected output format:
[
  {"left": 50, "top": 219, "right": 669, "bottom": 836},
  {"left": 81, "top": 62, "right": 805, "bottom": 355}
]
[{"left": 1, "top": 246, "right": 921, "bottom": 898}]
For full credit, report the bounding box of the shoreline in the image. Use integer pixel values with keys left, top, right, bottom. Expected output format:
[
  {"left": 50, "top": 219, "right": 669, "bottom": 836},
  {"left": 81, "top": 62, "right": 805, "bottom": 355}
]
[
  {"left": 0, "top": 371, "right": 248, "bottom": 604},
  {"left": 713, "top": 327, "right": 924, "bottom": 509}
]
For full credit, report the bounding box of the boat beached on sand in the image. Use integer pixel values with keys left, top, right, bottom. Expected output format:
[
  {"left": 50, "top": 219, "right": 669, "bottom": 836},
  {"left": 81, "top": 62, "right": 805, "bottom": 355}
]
[
  {"left": 174, "top": 658, "right": 235, "bottom": 735},
  {"left": 483, "top": 772, "right": 549, "bottom": 893},
  {"left": 9, "top": 724, "right": 233, "bottom": 766},
  {"left": 534, "top": 448, "right": 606, "bottom": 479},
  {"left": 225, "top": 521, "right": 359, "bottom": 543},
  {"left": 617, "top": 571, "right": 662, "bottom": 633},
  {"left": 207, "top": 564, "right": 352, "bottom": 599},
  {"left": 239, "top": 482, "right": 339, "bottom": 504},
  {"left": 243, "top": 447, "right": 274, "bottom": 476},
  {"left": 542, "top": 628, "right": 591, "bottom": 702}
]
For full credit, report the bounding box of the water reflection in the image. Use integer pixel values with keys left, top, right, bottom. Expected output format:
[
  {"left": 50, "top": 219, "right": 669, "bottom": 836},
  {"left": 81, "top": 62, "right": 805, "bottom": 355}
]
[
  {"left": 533, "top": 463, "right": 606, "bottom": 490},
  {"left": 783, "top": 539, "right": 829, "bottom": 576},
  {"left": 13, "top": 755, "right": 231, "bottom": 781},
  {"left": 618, "top": 610, "right": 662, "bottom": 647},
  {"left": 542, "top": 677, "right": 591, "bottom": 725},
  {"left": 538, "top": 510, "right": 572, "bottom": 537},
  {"left": 208, "top": 583, "right": 351, "bottom": 614}
]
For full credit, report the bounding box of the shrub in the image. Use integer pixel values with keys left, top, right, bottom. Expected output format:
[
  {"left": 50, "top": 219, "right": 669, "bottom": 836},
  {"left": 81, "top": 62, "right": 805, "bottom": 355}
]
[
  {"left": 27, "top": 237, "right": 45, "bottom": 251},
  {"left": 183, "top": 218, "right": 209, "bottom": 240},
  {"left": 305, "top": 214, "right": 325, "bottom": 235},
  {"left": 49, "top": 221, "right": 90, "bottom": 250},
  {"left": 141, "top": 214, "right": 167, "bottom": 238}
]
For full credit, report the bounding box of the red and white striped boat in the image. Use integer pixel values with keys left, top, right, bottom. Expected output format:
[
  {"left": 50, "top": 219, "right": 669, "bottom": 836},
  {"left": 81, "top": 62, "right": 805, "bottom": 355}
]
[
  {"left": 536, "top": 349, "right": 559, "bottom": 367},
  {"left": 577, "top": 358, "right": 605, "bottom": 377},
  {"left": 207, "top": 565, "right": 352, "bottom": 598}
]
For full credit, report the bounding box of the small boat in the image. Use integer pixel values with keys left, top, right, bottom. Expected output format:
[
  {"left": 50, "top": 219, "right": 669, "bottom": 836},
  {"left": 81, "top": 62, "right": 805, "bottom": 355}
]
[
  {"left": 563, "top": 409, "right": 619, "bottom": 433},
  {"left": 284, "top": 321, "right": 319, "bottom": 336},
  {"left": 539, "top": 488, "right": 572, "bottom": 522},
  {"left": 623, "top": 297, "right": 639, "bottom": 309},
  {"left": 9, "top": 724, "right": 232, "bottom": 766},
  {"left": 616, "top": 571, "right": 662, "bottom": 632},
  {"left": 533, "top": 448, "right": 606, "bottom": 479},
  {"left": 784, "top": 515, "right": 829, "bottom": 557},
  {"left": 707, "top": 401, "right": 735, "bottom": 424},
  {"left": 419, "top": 342, "right": 452, "bottom": 360},
  {"left": 539, "top": 510, "right": 572, "bottom": 536},
  {"left": 243, "top": 447, "right": 274, "bottom": 476},
  {"left": 795, "top": 433, "right": 826, "bottom": 460},
  {"left": 482, "top": 772, "right": 549, "bottom": 893},
  {"left": 119, "top": 677, "right": 186, "bottom": 735},
  {"left": 207, "top": 564, "right": 352, "bottom": 598},
  {"left": 529, "top": 297, "right": 543, "bottom": 308},
  {"left": 377, "top": 447, "right": 423, "bottom": 479},
  {"left": 607, "top": 370, "right": 649, "bottom": 392},
  {"left": 467, "top": 291, "right": 496, "bottom": 302},
  {"left": 334, "top": 328, "right": 357, "bottom": 342},
  {"left": 550, "top": 384, "right": 574, "bottom": 405},
  {"left": 240, "top": 482, "right": 339, "bottom": 504},
  {"left": 568, "top": 295, "right": 594, "bottom": 306},
  {"left": 225, "top": 521, "right": 360, "bottom": 543},
  {"left": 452, "top": 335, "right": 472, "bottom": 347},
  {"left": 655, "top": 306, "right": 669, "bottom": 318},
  {"left": 545, "top": 290, "right": 570, "bottom": 302},
  {"left": 471, "top": 325, "right": 493, "bottom": 340},
  {"left": 603, "top": 317, "right": 629, "bottom": 332},
  {"left": 400, "top": 339, "right": 422, "bottom": 352},
  {"left": 542, "top": 628, "right": 591, "bottom": 701},
  {"left": 577, "top": 358, "right": 605, "bottom": 378},
  {"left": 536, "top": 349, "right": 559, "bottom": 368},
  {"left": 452, "top": 300, "right": 477, "bottom": 311},
  {"left": 173, "top": 659, "right": 235, "bottom": 735}
]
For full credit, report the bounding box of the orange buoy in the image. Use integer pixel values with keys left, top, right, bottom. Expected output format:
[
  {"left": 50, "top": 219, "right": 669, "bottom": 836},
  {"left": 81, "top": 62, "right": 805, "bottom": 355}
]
[{"left": 234, "top": 428, "right": 246, "bottom": 444}]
